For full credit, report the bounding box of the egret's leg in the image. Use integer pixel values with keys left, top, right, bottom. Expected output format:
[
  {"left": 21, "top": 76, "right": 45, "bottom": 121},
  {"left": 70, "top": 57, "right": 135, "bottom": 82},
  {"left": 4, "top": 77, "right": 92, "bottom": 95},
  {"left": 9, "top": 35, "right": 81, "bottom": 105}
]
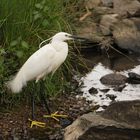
[
  {"left": 39, "top": 80, "right": 51, "bottom": 114},
  {"left": 29, "top": 83, "right": 46, "bottom": 128},
  {"left": 39, "top": 81, "right": 68, "bottom": 121},
  {"left": 31, "top": 92, "right": 35, "bottom": 120}
]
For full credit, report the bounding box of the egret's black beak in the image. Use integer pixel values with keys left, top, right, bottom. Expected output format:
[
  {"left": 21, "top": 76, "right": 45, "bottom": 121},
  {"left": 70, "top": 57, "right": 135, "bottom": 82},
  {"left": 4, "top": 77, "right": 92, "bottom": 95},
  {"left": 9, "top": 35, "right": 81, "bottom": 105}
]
[
  {"left": 70, "top": 35, "right": 88, "bottom": 40},
  {"left": 69, "top": 35, "right": 98, "bottom": 46}
]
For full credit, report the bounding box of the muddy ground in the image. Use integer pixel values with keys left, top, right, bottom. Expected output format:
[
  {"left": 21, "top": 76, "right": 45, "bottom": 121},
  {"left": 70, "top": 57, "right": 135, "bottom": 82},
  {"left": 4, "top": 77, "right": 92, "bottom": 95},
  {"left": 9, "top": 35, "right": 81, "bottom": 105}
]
[{"left": 0, "top": 92, "right": 96, "bottom": 140}]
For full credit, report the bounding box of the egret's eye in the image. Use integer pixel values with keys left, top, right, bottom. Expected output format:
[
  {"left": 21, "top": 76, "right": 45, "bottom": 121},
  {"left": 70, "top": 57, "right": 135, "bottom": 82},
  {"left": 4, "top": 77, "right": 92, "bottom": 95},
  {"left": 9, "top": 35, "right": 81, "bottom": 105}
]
[{"left": 65, "top": 34, "right": 68, "bottom": 37}]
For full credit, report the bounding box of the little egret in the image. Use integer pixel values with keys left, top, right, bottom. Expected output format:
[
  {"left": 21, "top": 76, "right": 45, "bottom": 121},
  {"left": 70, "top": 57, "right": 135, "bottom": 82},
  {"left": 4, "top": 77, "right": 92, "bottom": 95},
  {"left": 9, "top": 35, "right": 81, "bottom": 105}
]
[{"left": 8, "top": 32, "right": 84, "bottom": 128}]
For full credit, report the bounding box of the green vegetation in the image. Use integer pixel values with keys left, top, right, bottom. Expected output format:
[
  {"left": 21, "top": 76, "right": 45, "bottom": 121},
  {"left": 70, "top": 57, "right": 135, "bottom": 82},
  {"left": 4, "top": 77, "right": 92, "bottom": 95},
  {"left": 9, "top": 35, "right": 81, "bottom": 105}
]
[{"left": 0, "top": 0, "right": 82, "bottom": 108}]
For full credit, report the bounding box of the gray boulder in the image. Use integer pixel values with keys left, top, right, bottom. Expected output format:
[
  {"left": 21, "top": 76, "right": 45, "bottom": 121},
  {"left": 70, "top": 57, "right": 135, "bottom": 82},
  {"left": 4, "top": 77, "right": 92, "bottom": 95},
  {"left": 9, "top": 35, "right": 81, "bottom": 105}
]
[
  {"left": 100, "top": 14, "right": 119, "bottom": 35},
  {"left": 102, "top": 100, "right": 140, "bottom": 127},
  {"left": 64, "top": 100, "right": 140, "bottom": 140},
  {"left": 113, "top": 18, "right": 140, "bottom": 53},
  {"left": 113, "top": 0, "right": 140, "bottom": 17}
]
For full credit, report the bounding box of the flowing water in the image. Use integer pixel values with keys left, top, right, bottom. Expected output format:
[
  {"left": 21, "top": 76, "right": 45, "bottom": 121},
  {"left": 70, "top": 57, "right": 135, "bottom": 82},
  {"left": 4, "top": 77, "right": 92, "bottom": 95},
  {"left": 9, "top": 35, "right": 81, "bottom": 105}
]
[{"left": 79, "top": 50, "right": 140, "bottom": 111}]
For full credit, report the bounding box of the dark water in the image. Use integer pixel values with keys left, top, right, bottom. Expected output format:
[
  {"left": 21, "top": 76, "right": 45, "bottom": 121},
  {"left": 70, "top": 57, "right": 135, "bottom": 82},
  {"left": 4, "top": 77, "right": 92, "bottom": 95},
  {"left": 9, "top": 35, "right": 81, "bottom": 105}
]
[{"left": 82, "top": 48, "right": 140, "bottom": 71}]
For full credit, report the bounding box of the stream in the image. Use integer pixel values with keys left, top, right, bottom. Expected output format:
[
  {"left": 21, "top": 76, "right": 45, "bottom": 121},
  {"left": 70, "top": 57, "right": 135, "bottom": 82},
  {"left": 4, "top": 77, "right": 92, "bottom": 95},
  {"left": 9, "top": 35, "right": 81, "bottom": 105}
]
[{"left": 78, "top": 49, "right": 140, "bottom": 111}]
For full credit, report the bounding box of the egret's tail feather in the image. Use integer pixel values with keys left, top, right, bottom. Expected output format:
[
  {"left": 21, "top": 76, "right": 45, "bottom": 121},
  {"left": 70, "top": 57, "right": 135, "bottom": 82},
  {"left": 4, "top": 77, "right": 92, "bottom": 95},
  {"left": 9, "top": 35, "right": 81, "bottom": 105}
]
[{"left": 8, "top": 71, "right": 26, "bottom": 93}]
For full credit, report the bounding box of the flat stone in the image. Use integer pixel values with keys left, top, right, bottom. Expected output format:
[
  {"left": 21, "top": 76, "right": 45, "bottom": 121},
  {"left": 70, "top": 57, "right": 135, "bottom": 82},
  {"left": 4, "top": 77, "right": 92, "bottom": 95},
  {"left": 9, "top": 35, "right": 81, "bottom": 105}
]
[
  {"left": 100, "top": 73, "right": 127, "bottom": 85},
  {"left": 64, "top": 100, "right": 140, "bottom": 140}
]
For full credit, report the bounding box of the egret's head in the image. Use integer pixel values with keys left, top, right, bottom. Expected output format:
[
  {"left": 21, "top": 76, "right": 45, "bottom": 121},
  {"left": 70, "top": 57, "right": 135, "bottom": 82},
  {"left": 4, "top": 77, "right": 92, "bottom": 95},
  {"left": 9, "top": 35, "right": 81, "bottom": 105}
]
[
  {"left": 51, "top": 32, "right": 89, "bottom": 43},
  {"left": 52, "top": 32, "right": 73, "bottom": 42}
]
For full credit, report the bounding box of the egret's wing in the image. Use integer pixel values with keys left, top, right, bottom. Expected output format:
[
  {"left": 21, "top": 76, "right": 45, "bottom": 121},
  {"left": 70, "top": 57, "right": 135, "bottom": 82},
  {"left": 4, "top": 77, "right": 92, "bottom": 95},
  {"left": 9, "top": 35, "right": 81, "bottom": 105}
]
[{"left": 20, "top": 44, "right": 57, "bottom": 81}]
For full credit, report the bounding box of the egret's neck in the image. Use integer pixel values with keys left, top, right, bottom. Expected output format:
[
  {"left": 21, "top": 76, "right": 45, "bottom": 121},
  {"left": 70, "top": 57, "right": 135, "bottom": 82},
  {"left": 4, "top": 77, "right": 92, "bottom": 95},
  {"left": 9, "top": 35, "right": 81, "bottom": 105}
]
[
  {"left": 51, "top": 40, "right": 68, "bottom": 52},
  {"left": 51, "top": 38, "right": 65, "bottom": 43}
]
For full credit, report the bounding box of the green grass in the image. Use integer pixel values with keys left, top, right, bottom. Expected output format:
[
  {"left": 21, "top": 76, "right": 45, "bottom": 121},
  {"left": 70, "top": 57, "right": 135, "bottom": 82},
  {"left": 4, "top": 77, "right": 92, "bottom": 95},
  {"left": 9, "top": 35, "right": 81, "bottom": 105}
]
[{"left": 0, "top": 0, "right": 83, "bottom": 108}]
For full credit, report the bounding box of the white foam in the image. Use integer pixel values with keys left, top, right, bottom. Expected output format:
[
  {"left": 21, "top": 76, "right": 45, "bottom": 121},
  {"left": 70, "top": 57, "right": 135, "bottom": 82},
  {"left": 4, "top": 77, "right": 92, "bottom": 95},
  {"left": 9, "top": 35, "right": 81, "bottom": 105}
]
[{"left": 80, "top": 63, "right": 140, "bottom": 111}]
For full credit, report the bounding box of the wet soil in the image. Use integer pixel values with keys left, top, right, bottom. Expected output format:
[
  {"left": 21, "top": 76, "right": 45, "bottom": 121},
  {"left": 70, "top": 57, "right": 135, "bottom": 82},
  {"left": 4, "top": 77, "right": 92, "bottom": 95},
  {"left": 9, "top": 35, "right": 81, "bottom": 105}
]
[{"left": 0, "top": 93, "right": 96, "bottom": 140}]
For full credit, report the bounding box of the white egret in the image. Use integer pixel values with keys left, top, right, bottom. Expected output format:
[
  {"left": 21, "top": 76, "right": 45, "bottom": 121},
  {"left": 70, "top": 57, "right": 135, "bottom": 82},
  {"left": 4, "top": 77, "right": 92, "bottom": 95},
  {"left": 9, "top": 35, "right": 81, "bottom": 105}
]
[{"left": 8, "top": 32, "right": 84, "bottom": 128}]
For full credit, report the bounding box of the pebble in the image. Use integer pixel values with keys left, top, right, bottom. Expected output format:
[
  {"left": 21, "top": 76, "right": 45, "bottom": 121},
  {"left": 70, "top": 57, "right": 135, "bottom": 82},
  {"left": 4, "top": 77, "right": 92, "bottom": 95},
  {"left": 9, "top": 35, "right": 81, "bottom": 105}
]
[
  {"left": 100, "top": 88, "right": 110, "bottom": 93},
  {"left": 106, "top": 94, "right": 117, "bottom": 101},
  {"left": 88, "top": 87, "right": 98, "bottom": 94}
]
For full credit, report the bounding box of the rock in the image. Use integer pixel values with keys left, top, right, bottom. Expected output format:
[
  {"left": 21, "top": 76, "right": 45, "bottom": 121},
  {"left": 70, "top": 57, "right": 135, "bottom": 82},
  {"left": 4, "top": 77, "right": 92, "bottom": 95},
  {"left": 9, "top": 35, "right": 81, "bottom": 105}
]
[
  {"left": 106, "top": 94, "right": 117, "bottom": 101},
  {"left": 93, "top": 6, "right": 114, "bottom": 15},
  {"left": 77, "top": 22, "right": 97, "bottom": 40},
  {"left": 131, "top": 18, "right": 140, "bottom": 31},
  {"left": 128, "top": 72, "right": 140, "bottom": 84},
  {"left": 76, "top": 21, "right": 103, "bottom": 44},
  {"left": 101, "top": 0, "right": 113, "bottom": 7},
  {"left": 76, "top": 0, "right": 140, "bottom": 54},
  {"left": 100, "top": 14, "right": 119, "bottom": 35},
  {"left": 88, "top": 87, "right": 98, "bottom": 94},
  {"left": 113, "top": 19, "right": 140, "bottom": 53},
  {"left": 102, "top": 100, "right": 140, "bottom": 127},
  {"left": 100, "top": 88, "right": 110, "bottom": 93},
  {"left": 128, "top": 72, "right": 140, "bottom": 80},
  {"left": 100, "top": 73, "right": 128, "bottom": 85},
  {"left": 113, "top": 0, "right": 140, "bottom": 17},
  {"left": 64, "top": 100, "right": 140, "bottom": 140},
  {"left": 85, "top": 0, "right": 101, "bottom": 9},
  {"left": 113, "top": 84, "right": 126, "bottom": 92}
]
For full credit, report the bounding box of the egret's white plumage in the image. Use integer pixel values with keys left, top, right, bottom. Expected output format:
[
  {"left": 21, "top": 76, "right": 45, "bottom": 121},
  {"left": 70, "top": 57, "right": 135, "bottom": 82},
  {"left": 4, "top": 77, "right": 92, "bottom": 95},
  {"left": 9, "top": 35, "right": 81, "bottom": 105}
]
[{"left": 9, "top": 32, "right": 73, "bottom": 93}]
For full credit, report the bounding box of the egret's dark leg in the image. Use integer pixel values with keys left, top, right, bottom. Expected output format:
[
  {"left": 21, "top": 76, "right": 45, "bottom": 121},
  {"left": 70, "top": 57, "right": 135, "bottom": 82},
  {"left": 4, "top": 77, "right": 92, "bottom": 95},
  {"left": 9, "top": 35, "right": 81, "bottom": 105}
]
[
  {"left": 39, "top": 80, "right": 51, "bottom": 114},
  {"left": 31, "top": 91, "right": 35, "bottom": 120},
  {"left": 30, "top": 82, "right": 36, "bottom": 120},
  {"left": 40, "top": 80, "right": 68, "bottom": 121},
  {"left": 29, "top": 83, "right": 46, "bottom": 128}
]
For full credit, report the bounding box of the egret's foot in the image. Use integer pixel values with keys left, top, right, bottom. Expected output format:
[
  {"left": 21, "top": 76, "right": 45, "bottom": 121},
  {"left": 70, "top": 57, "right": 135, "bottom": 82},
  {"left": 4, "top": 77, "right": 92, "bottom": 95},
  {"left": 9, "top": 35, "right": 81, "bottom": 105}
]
[
  {"left": 28, "top": 118, "right": 46, "bottom": 128},
  {"left": 43, "top": 111, "right": 68, "bottom": 121}
]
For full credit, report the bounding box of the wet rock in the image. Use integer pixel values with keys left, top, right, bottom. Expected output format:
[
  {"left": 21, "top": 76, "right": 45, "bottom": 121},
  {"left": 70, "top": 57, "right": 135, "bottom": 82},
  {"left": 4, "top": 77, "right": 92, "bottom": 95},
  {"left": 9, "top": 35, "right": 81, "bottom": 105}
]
[
  {"left": 128, "top": 72, "right": 140, "bottom": 84},
  {"left": 60, "top": 118, "right": 73, "bottom": 128},
  {"left": 64, "top": 100, "right": 140, "bottom": 140},
  {"left": 113, "top": 19, "right": 140, "bottom": 53},
  {"left": 100, "top": 73, "right": 128, "bottom": 85},
  {"left": 113, "top": 0, "right": 140, "bottom": 17},
  {"left": 100, "top": 14, "right": 119, "bottom": 35},
  {"left": 113, "top": 84, "right": 126, "bottom": 92},
  {"left": 100, "top": 88, "right": 110, "bottom": 93},
  {"left": 88, "top": 87, "right": 98, "bottom": 94},
  {"left": 106, "top": 94, "right": 117, "bottom": 101},
  {"left": 101, "top": 105, "right": 108, "bottom": 109}
]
